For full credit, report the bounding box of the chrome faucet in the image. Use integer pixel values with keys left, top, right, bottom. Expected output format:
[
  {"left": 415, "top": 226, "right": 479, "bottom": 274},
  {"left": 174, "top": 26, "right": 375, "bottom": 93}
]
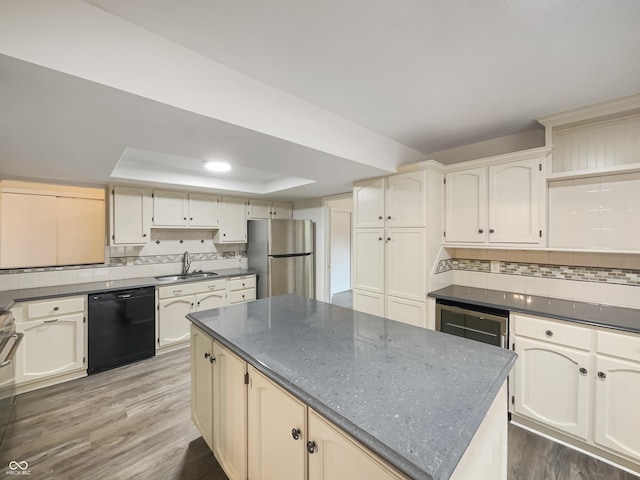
[{"left": 182, "top": 251, "right": 191, "bottom": 275}]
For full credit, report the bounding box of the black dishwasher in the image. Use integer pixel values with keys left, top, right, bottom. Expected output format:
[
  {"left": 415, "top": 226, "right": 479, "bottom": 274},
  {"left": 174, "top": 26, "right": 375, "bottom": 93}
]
[{"left": 88, "top": 287, "right": 155, "bottom": 374}]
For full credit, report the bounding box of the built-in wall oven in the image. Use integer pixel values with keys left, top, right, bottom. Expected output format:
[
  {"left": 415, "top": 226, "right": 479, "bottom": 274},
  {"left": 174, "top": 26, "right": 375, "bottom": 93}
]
[{"left": 435, "top": 299, "right": 509, "bottom": 348}]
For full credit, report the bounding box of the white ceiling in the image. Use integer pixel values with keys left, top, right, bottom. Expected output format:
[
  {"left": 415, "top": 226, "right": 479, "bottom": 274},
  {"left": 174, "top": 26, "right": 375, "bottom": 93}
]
[{"left": 1, "top": 0, "right": 639, "bottom": 199}]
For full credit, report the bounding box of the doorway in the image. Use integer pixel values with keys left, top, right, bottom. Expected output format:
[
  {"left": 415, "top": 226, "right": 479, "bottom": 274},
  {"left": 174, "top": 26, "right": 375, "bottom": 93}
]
[{"left": 325, "top": 195, "right": 353, "bottom": 307}]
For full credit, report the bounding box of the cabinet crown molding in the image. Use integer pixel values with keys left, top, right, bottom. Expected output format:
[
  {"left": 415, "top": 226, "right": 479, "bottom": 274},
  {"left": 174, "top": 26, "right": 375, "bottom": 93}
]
[
  {"left": 396, "top": 159, "right": 445, "bottom": 174},
  {"left": 444, "top": 146, "right": 552, "bottom": 173},
  {"left": 537, "top": 92, "right": 640, "bottom": 127}
]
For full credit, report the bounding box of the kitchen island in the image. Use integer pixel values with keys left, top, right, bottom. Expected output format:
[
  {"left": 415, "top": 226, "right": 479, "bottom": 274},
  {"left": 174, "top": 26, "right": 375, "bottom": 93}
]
[{"left": 187, "top": 294, "right": 516, "bottom": 480}]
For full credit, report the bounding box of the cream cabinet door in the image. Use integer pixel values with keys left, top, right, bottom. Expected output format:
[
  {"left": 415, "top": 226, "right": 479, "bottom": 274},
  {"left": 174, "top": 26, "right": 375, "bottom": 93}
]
[
  {"left": 445, "top": 168, "right": 487, "bottom": 243},
  {"left": 153, "top": 190, "right": 188, "bottom": 227},
  {"left": 15, "top": 313, "right": 85, "bottom": 384},
  {"left": 385, "top": 296, "right": 426, "bottom": 328},
  {"left": 217, "top": 197, "right": 247, "bottom": 243},
  {"left": 385, "top": 228, "right": 426, "bottom": 302},
  {"left": 248, "top": 365, "right": 306, "bottom": 480},
  {"left": 352, "top": 291, "right": 385, "bottom": 317},
  {"left": 56, "top": 197, "right": 105, "bottom": 265},
  {"left": 213, "top": 342, "right": 247, "bottom": 480},
  {"left": 111, "top": 186, "right": 152, "bottom": 245},
  {"left": 191, "top": 325, "right": 214, "bottom": 450},
  {"left": 385, "top": 171, "right": 427, "bottom": 228},
  {"left": 352, "top": 229, "right": 385, "bottom": 294},
  {"left": 514, "top": 336, "right": 591, "bottom": 440},
  {"left": 488, "top": 158, "right": 542, "bottom": 244},
  {"left": 272, "top": 202, "right": 293, "bottom": 219},
  {"left": 158, "top": 297, "right": 193, "bottom": 347},
  {"left": 308, "top": 409, "right": 405, "bottom": 480},
  {"left": 189, "top": 193, "right": 220, "bottom": 228},
  {"left": 0, "top": 192, "right": 57, "bottom": 268},
  {"left": 594, "top": 355, "right": 640, "bottom": 461},
  {"left": 196, "top": 291, "right": 227, "bottom": 311},
  {"left": 247, "top": 199, "right": 272, "bottom": 219},
  {"left": 353, "top": 178, "right": 385, "bottom": 228}
]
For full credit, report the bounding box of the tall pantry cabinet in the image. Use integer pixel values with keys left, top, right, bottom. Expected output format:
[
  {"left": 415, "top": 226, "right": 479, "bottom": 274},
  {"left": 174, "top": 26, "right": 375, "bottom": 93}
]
[{"left": 352, "top": 164, "right": 443, "bottom": 329}]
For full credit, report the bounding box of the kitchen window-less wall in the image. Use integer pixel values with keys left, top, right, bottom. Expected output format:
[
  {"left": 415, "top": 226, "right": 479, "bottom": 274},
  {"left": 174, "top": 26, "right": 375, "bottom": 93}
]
[{"left": 0, "top": 229, "right": 248, "bottom": 291}]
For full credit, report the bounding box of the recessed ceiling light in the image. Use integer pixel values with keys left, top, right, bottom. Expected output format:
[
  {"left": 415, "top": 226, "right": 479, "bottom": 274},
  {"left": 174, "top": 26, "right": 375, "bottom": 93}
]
[{"left": 204, "top": 161, "right": 231, "bottom": 172}]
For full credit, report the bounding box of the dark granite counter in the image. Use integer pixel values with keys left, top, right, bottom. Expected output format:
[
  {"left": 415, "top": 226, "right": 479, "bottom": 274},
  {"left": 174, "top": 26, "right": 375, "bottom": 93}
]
[
  {"left": 187, "top": 294, "right": 516, "bottom": 480},
  {"left": 0, "top": 268, "right": 257, "bottom": 311},
  {"left": 428, "top": 285, "right": 640, "bottom": 334}
]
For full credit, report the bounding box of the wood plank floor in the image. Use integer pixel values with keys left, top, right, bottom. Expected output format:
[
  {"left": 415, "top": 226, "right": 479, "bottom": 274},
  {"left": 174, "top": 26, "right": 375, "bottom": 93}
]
[{"left": 1, "top": 347, "right": 637, "bottom": 480}]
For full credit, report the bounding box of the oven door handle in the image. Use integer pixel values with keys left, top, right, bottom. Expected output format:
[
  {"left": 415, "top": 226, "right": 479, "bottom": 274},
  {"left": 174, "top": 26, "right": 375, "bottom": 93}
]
[
  {"left": 0, "top": 333, "right": 24, "bottom": 368},
  {"left": 444, "top": 323, "right": 498, "bottom": 338}
]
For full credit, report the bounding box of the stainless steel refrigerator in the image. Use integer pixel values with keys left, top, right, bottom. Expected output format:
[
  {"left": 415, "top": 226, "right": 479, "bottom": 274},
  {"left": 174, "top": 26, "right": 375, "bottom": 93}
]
[{"left": 247, "top": 219, "right": 315, "bottom": 299}]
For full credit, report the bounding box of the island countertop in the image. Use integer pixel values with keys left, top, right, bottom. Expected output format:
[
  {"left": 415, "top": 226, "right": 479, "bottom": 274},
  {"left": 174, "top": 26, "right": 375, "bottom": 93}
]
[{"left": 187, "top": 294, "right": 516, "bottom": 480}]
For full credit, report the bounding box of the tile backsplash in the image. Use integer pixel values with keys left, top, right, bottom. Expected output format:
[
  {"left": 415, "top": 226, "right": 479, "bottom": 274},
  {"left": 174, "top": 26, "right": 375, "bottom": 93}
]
[
  {"left": 0, "top": 229, "right": 248, "bottom": 290},
  {"left": 434, "top": 254, "right": 640, "bottom": 309}
]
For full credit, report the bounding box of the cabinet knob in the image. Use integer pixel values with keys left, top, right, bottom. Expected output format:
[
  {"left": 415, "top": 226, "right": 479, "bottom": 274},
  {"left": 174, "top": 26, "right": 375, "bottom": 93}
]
[
  {"left": 306, "top": 440, "right": 317, "bottom": 454},
  {"left": 579, "top": 367, "right": 588, "bottom": 375},
  {"left": 209, "top": 356, "right": 216, "bottom": 364},
  {"left": 598, "top": 371, "right": 606, "bottom": 379},
  {"left": 190, "top": 217, "right": 193, "bottom": 221},
  {"left": 478, "top": 229, "right": 484, "bottom": 234},
  {"left": 183, "top": 217, "right": 187, "bottom": 220},
  {"left": 387, "top": 216, "right": 391, "bottom": 220},
  {"left": 489, "top": 229, "right": 495, "bottom": 234},
  {"left": 204, "top": 352, "right": 210, "bottom": 359},
  {"left": 378, "top": 237, "right": 382, "bottom": 241},
  {"left": 53, "top": 306, "right": 60, "bottom": 311},
  {"left": 545, "top": 330, "right": 553, "bottom": 337},
  {"left": 291, "top": 428, "right": 301, "bottom": 440},
  {"left": 387, "top": 237, "right": 391, "bottom": 242},
  {"left": 378, "top": 216, "right": 382, "bottom": 220},
  {"left": 143, "top": 233, "right": 147, "bottom": 237},
  {"left": 191, "top": 302, "right": 194, "bottom": 307}
]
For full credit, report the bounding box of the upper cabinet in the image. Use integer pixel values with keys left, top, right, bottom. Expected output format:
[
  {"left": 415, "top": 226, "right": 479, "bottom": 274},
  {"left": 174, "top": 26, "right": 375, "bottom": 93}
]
[
  {"left": 354, "top": 171, "right": 427, "bottom": 229},
  {"left": 110, "top": 186, "right": 152, "bottom": 245},
  {"left": 152, "top": 191, "right": 220, "bottom": 228},
  {"left": 444, "top": 147, "right": 550, "bottom": 247},
  {"left": 215, "top": 197, "right": 247, "bottom": 244},
  {"left": 0, "top": 180, "right": 105, "bottom": 268},
  {"left": 247, "top": 200, "right": 293, "bottom": 220}
]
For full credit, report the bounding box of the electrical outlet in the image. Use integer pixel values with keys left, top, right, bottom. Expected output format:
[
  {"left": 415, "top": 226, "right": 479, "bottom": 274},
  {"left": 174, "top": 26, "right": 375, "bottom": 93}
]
[{"left": 490, "top": 260, "right": 500, "bottom": 273}]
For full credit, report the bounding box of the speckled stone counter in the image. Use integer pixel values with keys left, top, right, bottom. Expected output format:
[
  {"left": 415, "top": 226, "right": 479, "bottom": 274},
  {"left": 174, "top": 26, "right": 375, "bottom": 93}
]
[
  {"left": 0, "top": 268, "right": 257, "bottom": 311},
  {"left": 187, "top": 294, "right": 516, "bottom": 480},
  {"left": 429, "top": 285, "right": 640, "bottom": 334}
]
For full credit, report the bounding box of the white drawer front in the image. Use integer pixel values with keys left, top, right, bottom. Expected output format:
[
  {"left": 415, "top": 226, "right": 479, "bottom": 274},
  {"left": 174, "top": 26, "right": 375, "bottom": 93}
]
[
  {"left": 228, "top": 275, "right": 256, "bottom": 292},
  {"left": 513, "top": 314, "right": 592, "bottom": 350},
  {"left": 228, "top": 289, "right": 256, "bottom": 304},
  {"left": 597, "top": 330, "right": 640, "bottom": 362},
  {"left": 27, "top": 296, "right": 85, "bottom": 320}
]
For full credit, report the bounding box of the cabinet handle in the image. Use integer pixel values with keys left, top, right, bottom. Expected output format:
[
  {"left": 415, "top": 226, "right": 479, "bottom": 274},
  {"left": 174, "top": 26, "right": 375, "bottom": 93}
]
[
  {"left": 598, "top": 371, "right": 606, "bottom": 379},
  {"left": 209, "top": 356, "right": 216, "bottom": 364},
  {"left": 545, "top": 330, "right": 553, "bottom": 337},
  {"left": 478, "top": 229, "right": 484, "bottom": 234},
  {"left": 173, "top": 290, "right": 182, "bottom": 295},
  {"left": 44, "top": 319, "right": 59, "bottom": 323},
  {"left": 489, "top": 229, "right": 495, "bottom": 234},
  {"left": 306, "top": 440, "right": 316, "bottom": 454},
  {"left": 291, "top": 428, "right": 301, "bottom": 440},
  {"left": 53, "top": 306, "right": 60, "bottom": 311},
  {"left": 579, "top": 367, "right": 588, "bottom": 375},
  {"left": 208, "top": 285, "right": 217, "bottom": 290}
]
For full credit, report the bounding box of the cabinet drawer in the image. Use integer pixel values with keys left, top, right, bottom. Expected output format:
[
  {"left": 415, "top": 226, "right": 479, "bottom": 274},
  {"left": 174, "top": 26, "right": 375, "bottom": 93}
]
[
  {"left": 27, "top": 296, "right": 85, "bottom": 320},
  {"left": 228, "top": 276, "right": 256, "bottom": 292},
  {"left": 228, "top": 289, "right": 255, "bottom": 304},
  {"left": 513, "top": 314, "right": 592, "bottom": 350},
  {"left": 158, "top": 279, "right": 226, "bottom": 299},
  {"left": 597, "top": 330, "right": 640, "bottom": 362}
]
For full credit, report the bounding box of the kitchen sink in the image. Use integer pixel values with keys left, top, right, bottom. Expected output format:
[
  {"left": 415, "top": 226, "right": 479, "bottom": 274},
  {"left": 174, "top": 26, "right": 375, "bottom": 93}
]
[{"left": 154, "top": 272, "right": 218, "bottom": 282}]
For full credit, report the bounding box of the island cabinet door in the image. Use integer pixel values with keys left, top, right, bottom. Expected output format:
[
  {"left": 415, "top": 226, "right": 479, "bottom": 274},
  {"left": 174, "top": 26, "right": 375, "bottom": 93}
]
[
  {"left": 514, "top": 337, "right": 591, "bottom": 440},
  {"left": 307, "top": 409, "right": 406, "bottom": 480},
  {"left": 247, "top": 365, "right": 306, "bottom": 480},
  {"left": 212, "top": 342, "right": 247, "bottom": 480},
  {"left": 191, "top": 325, "right": 213, "bottom": 450}
]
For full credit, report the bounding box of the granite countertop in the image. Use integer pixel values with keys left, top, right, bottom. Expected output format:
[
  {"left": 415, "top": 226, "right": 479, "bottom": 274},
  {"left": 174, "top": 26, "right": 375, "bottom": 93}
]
[
  {"left": 428, "top": 285, "right": 640, "bottom": 334},
  {"left": 0, "top": 268, "right": 257, "bottom": 311},
  {"left": 188, "top": 294, "right": 516, "bottom": 480}
]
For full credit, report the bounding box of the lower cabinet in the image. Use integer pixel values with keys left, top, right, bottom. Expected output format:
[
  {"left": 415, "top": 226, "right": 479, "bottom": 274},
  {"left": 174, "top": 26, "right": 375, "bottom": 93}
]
[
  {"left": 158, "top": 275, "right": 256, "bottom": 352},
  {"left": 352, "top": 292, "right": 426, "bottom": 328},
  {"left": 12, "top": 296, "right": 87, "bottom": 392},
  {"left": 512, "top": 313, "right": 640, "bottom": 470},
  {"left": 352, "top": 290, "right": 384, "bottom": 317},
  {"left": 191, "top": 326, "right": 214, "bottom": 449}
]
